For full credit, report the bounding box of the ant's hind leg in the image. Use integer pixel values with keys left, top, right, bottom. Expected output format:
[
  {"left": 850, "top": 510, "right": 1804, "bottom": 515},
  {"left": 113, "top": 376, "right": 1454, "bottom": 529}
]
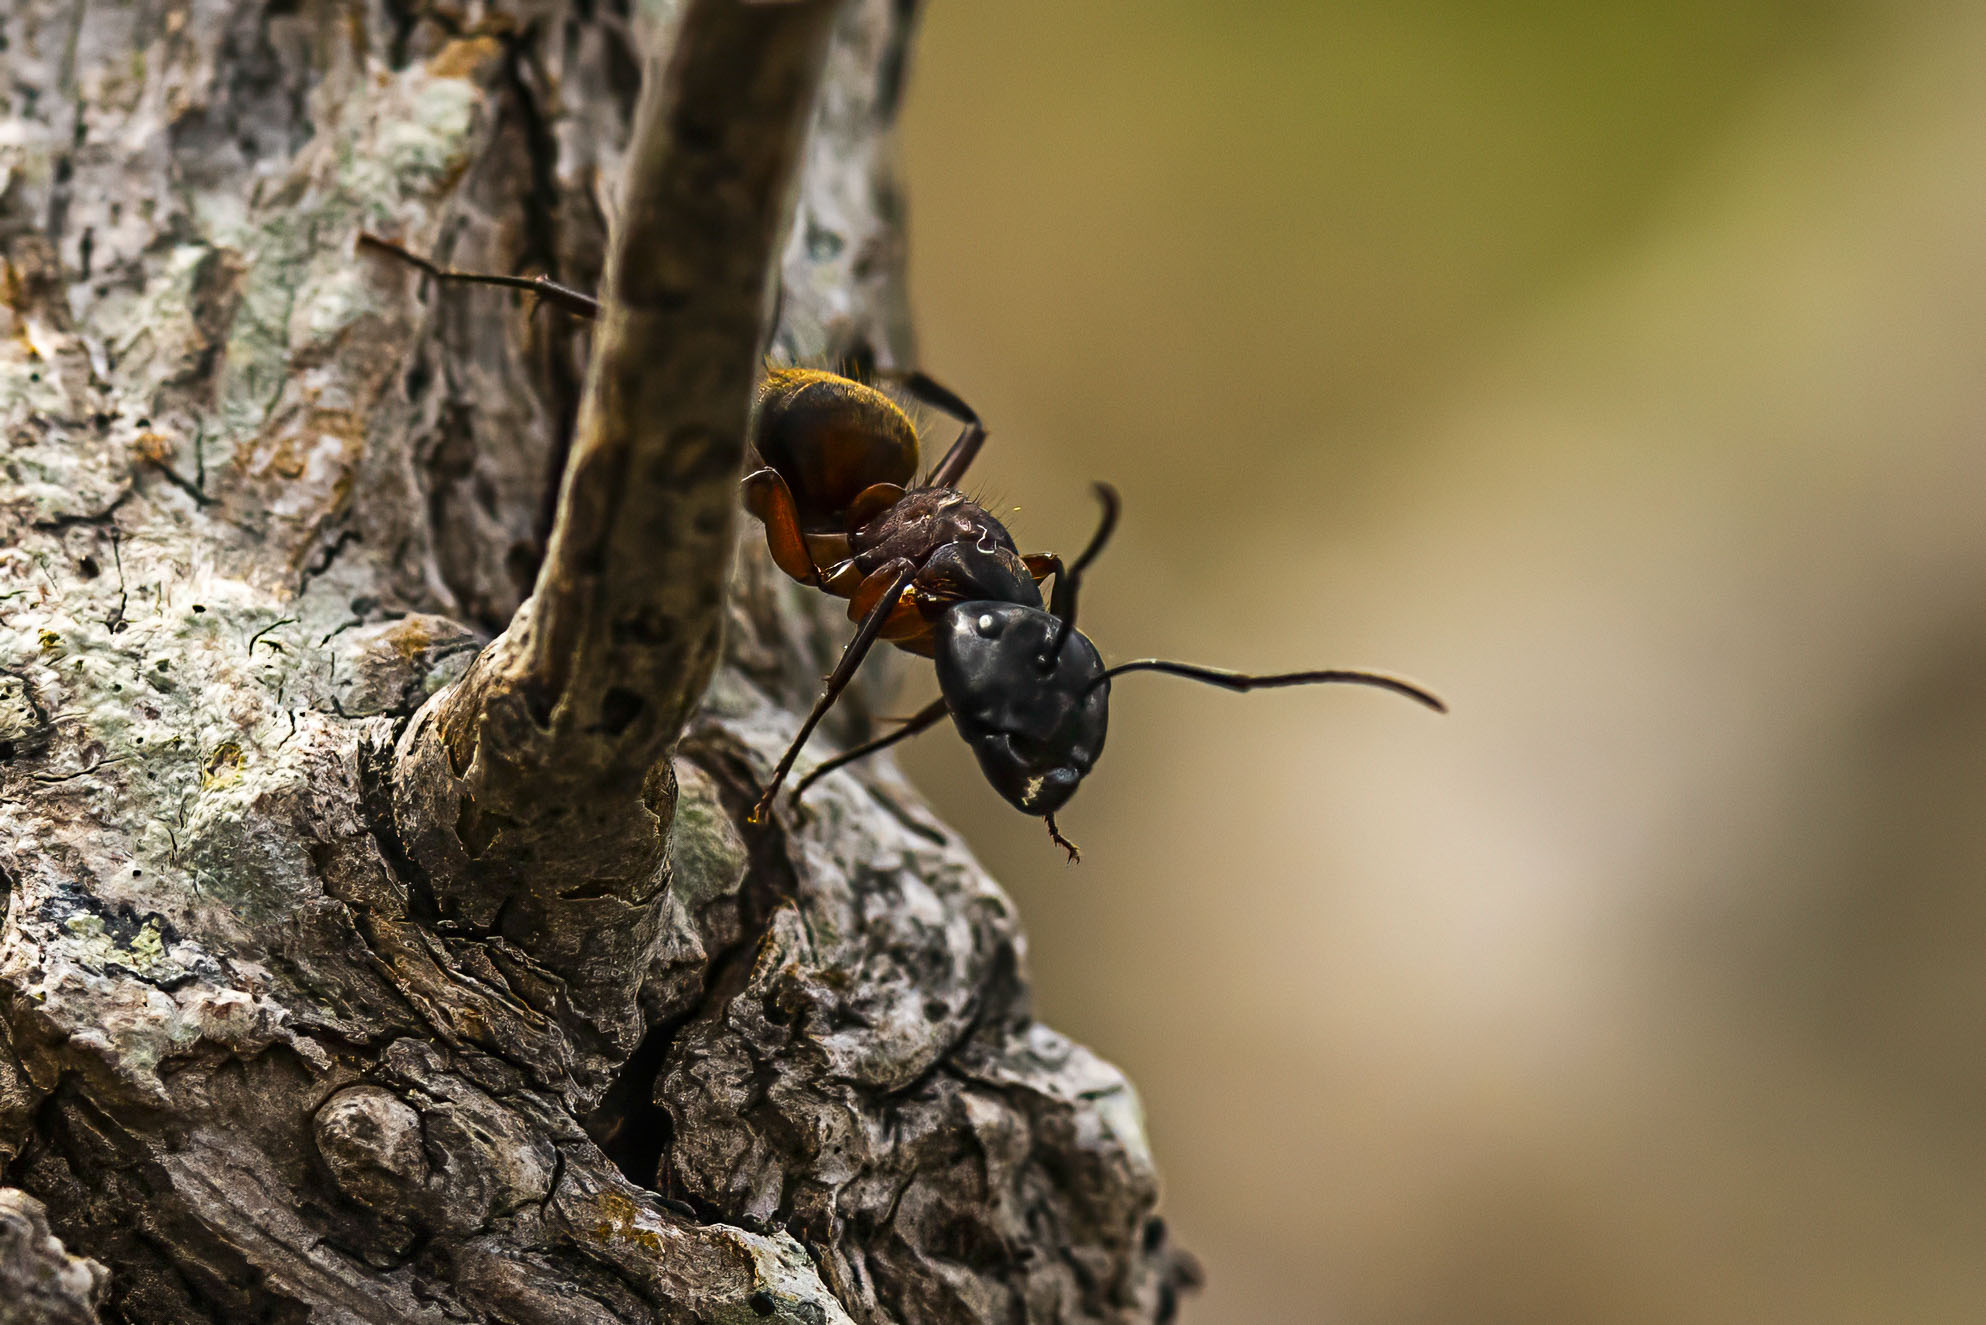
[
  {"left": 870, "top": 369, "right": 990, "bottom": 487},
  {"left": 792, "top": 696, "right": 950, "bottom": 801}
]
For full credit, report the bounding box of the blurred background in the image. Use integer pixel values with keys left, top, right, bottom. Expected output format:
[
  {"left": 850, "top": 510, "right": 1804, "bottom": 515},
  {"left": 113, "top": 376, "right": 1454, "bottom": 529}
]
[{"left": 892, "top": 2, "right": 1986, "bottom": 1321}]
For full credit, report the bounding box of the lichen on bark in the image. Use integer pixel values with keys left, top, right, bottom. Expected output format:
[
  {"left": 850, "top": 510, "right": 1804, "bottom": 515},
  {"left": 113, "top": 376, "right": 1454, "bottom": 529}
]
[{"left": 0, "top": 1, "right": 1197, "bottom": 1322}]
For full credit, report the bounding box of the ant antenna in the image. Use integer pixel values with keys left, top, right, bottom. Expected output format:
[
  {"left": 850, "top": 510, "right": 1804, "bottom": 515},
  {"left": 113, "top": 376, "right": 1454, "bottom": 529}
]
[
  {"left": 1041, "top": 483, "right": 1121, "bottom": 668},
  {"left": 355, "top": 233, "right": 602, "bottom": 320},
  {"left": 1088, "top": 661, "right": 1446, "bottom": 712}
]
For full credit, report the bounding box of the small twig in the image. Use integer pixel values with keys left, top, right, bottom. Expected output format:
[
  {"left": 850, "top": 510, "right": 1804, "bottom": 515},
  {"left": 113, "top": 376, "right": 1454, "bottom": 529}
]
[
  {"left": 437, "top": 0, "right": 846, "bottom": 777},
  {"left": 517, "top": 0, "right": 847, "bottom": 756}
]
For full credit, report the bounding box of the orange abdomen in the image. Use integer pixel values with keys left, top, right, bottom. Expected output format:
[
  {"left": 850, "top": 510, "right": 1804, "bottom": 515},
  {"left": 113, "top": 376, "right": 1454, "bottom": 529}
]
[{"left": 753, "top": 368, "right": 919, "bottom": 528}]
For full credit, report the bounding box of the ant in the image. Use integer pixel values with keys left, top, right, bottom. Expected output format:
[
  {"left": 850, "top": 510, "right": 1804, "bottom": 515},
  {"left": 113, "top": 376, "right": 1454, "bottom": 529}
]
[{"left": 359, "top": 234, "right": 1445, "bottom": 859}]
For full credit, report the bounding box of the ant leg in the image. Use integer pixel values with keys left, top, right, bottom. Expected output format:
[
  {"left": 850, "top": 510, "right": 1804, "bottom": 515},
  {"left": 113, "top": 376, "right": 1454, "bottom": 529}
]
[
  {"left": 925, "top": 416, "right": 986, "bottom": 490},
  {"left": 869, "top": 367, "right": 974, "bottom": 422},
  {"left": 357, "top": 233, "right": 603, "bottom": 320},
  {"left": 749, "top": 559, "right": 918, "bottom": 823},
  {"left": 869, "top": 369, "right": 990, "bottom": 487},
  {"left": 741, "top": 467, "right": 825, "bottom": 588},
  {"left": 791, "top": 696, "right": 949, "bottom": 801},
  {"left": 1044, "top": 814, "right": 1081, "bottom": 863}
]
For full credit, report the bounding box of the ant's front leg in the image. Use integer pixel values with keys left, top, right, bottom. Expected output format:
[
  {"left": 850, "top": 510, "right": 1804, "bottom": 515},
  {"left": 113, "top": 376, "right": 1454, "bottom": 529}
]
[
  {"left": 741, "top": 466, "right": 826, "bottom": 588},
  {"left": 749, "top": 559, "right": 918, "bottom": 824}
]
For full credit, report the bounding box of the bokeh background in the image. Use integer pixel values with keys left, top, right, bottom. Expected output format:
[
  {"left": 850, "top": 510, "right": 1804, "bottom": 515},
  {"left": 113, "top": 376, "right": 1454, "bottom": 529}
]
[{"left": 889, "top": 2, "right": 1986, "bottom": 1321}]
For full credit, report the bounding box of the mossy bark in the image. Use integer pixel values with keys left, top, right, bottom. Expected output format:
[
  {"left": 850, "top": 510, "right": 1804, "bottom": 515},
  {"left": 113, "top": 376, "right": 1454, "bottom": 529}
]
[{"left": 0, "top": 1, "right": 1195, "bottom": 1322}]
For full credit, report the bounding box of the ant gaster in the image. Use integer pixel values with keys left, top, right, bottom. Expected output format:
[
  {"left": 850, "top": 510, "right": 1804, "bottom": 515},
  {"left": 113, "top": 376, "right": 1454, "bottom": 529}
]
[{"left": 359, "top": 234, "right": 1446, "bottom": 860}]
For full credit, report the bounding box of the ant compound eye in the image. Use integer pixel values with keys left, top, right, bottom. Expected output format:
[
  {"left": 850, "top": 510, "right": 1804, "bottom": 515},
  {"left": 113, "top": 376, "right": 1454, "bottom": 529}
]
[{"left": 976, "top": 613, "right": 996, "bottom": 634}]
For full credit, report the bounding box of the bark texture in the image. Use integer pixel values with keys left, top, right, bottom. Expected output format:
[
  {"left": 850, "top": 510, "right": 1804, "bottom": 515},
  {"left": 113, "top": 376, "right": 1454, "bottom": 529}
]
[{"left": 0, "top": 1, "right": 1197, "bottom": 1323}]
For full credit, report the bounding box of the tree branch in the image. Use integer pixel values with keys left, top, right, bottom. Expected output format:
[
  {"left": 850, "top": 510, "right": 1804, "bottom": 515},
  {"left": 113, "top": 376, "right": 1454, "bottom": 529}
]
[
  {"left": 393, "top": 0, "right": 848, "bottom": 1055},
  {"left": 531, "top": 0, "right": 848, "bottom": 759}
]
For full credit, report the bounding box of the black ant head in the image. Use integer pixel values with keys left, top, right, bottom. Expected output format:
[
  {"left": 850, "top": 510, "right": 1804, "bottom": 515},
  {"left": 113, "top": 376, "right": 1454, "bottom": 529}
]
[{"left": 933, "top": 602, "right": 1109, "bottom": 815}]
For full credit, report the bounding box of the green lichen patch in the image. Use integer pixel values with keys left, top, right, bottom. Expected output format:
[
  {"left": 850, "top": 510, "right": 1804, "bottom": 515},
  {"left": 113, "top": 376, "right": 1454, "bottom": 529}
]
[
  {"left": 669, "top": 759, "right": 751, "bottom": 910},
  {"left": 200, "top": 740, "right": 243, "bottom": 789},
  {"left": 59, "top": 909, "right": 183, "bottom": 986}
]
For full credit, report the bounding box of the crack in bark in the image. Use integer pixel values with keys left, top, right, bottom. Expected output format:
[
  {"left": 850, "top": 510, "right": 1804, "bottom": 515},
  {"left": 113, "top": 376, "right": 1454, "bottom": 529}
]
[
  {"left": 589, "top": 725, "right": 803, "bottom": 1198},
  {"left": 500, "top": 32, "right": 591, "bottom": 566}
]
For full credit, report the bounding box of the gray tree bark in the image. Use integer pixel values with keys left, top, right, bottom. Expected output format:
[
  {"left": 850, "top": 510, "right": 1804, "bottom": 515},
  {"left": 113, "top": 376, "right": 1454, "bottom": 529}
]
[{"left": 0, "top": 1, "right": 1198, "bottom": 1322}]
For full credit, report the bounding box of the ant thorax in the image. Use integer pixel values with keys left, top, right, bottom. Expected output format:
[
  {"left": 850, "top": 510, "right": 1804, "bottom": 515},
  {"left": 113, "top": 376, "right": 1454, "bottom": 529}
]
[
  {"left": 848, "top": 489, "right": 1040, "bottom": 613},
  {"left": 849, "top": 487, "right": 1014, "bottom": 561}
]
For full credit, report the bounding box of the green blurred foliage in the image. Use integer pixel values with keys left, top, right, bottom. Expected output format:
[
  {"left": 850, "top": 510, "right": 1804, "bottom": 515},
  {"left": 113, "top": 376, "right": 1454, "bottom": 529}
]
[{"left": 907, "top": 0, "right": 1855, "bottom": 531}]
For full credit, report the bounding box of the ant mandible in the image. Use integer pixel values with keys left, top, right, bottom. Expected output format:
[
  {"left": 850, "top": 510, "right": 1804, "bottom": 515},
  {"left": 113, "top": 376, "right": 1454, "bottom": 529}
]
[{"left": 359, "top": 234, "right": 1445, "bottom": 860}]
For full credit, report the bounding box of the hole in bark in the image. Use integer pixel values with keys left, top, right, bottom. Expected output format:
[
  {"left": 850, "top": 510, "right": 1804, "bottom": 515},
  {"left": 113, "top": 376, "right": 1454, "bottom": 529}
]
[
  {"left": 749, "top": 1291, "right": 775, "bottom": 1317},
  {"left": 597, "top": 687, "right": 643, "bottom": 735},
  {"left": 505, "top": 542, "right": 538, "bottom": 599},
  {"left": 608, "top": 608, "right": 671, "bottom": 646},
  {"left": 584, "top": 1018, "right": 676, "bottom": 1190},
  {"left": 521, "top": 680, "right": 553, "bottom": 729},
  {"left": 77, "top": 555, "right": 100, "bottom": 579},
  {"left": 455, "top": 800, "right": 521, "bottom": 859}
]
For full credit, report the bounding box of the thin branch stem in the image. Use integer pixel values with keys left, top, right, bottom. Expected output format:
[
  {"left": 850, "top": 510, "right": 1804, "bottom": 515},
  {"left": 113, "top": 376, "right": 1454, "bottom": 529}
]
[
  {"left": 392, "top": 0, "right": 850, "bottom": 1032},
  {"left": 520, "top": 0, "right": 849, "bottom": 766},
  {"left": 425, "top": 0, "right": 847, "bottom": 791}
]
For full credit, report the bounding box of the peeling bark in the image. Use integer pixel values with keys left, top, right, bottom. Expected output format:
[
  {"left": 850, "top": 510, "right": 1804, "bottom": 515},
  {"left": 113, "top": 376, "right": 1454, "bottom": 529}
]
[{"left": 0, "top": 1, "right": 1197, "bottom": 1323}]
